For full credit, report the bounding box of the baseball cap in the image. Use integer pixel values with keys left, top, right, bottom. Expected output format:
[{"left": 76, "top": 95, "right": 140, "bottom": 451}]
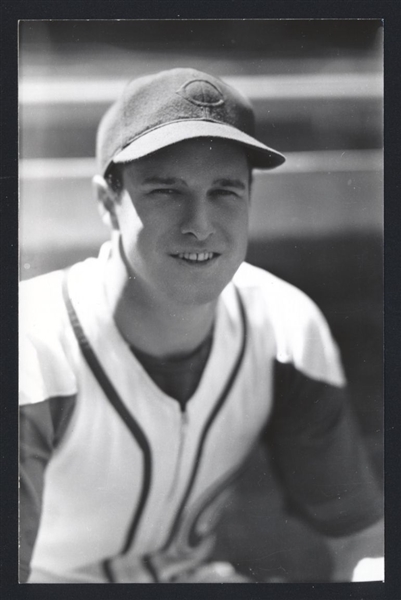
[{"left": 97, "top": 67, "right": 286, "bottom": 175}]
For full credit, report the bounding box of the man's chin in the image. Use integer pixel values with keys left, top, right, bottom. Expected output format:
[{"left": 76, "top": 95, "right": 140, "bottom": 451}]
[{"left": 169, "top": 278, "right": 231, "bottom": 307}]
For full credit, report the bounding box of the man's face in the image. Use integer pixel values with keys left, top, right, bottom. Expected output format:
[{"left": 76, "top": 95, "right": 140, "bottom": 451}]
[{"left": 114, "top": 138, "right": 251, "bottom": 307}]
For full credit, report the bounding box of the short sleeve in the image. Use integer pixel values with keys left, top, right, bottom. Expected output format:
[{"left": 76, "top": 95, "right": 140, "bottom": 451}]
[
  {"left": 19, "top": 278, "right": 77, "bottom": 407},
  {"left": 264, "top": 361, "right": 383, "bottom": 537},
  {"left": 19, "top": 274, "right": 78, "bottom": 580}
]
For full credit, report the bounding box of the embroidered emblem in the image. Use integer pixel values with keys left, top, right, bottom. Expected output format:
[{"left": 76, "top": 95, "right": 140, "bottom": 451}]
[{"left": 177, "top": 79, "right": 225, "bottom": 107}]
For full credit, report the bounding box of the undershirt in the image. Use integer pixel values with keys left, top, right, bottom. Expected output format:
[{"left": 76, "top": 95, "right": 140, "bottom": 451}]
[{"left": 130, "top": 329, "right": 214, "bottom": 410}]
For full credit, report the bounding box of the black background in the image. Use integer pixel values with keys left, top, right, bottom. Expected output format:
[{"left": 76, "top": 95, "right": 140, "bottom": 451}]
[{"left": 1, "top": 1, "right": 400, "bottom": 599}]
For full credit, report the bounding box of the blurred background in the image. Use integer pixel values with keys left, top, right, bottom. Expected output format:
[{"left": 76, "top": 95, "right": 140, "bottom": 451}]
[{"left": 19, "top": 20, "right": 383, "bottom": 582}]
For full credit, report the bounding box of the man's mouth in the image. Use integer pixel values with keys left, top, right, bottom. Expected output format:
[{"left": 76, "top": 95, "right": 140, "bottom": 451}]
[{"left": 175, "top": 251, "right": 218, "bottom": 263}]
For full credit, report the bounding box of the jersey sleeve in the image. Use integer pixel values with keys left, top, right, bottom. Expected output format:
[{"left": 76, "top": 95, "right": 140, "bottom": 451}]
[
  {"left": 263, "top": 325, "right": 383, "bottom": 538},
  {"left": 19, "top": 397, "right": 76, "bottom": 582},
  {"left": 252, "top": 273, "right": 383, "bottom": 538},
  {"left": 19, "top": 280, "right": 78, "bottom": 582}
]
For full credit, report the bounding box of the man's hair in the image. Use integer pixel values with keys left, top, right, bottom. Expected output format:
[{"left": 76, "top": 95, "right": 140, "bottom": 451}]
[{"left": 105, "top": 163, "right": 124, "bottom": 199}]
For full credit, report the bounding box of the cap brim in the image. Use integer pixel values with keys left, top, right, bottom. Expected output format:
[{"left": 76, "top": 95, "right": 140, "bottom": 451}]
[{"left": 111, "top": 120, "right": 286, "bottom": 170}]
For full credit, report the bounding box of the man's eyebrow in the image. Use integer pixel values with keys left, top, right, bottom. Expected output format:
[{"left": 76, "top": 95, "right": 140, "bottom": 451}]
[
  {"left": 140, "top": 176, "right": 247, "bottom": 189},
  {"left": 212, "top": 178, "right": 247, "bottom": 190},
  {"left": 141, "top": 177, "right": 186, "bottom": 186}
]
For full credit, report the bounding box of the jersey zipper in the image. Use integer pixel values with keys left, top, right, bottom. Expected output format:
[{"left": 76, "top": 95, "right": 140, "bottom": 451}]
[{"left": 167, "top": 407, "right": 189, "bottom": 500}]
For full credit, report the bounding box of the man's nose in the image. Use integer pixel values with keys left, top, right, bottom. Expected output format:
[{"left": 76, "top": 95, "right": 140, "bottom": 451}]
[{"left": 180, "top": 196, "right": 215, "bottom": 241}]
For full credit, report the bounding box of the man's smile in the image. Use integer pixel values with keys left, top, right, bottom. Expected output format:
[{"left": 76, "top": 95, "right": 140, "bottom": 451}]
[{"left": 172, "top": 251, "right": 220, "bottom": 265}]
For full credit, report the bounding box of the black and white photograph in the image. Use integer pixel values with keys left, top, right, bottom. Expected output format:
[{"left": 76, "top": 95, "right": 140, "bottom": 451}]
[{"left": 18, "top": 19, "right": 385, "bottom": 585}]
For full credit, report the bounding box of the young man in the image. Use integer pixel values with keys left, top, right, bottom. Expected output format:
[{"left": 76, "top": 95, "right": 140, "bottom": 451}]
[{"left": 19, "top": 68, "right": 383, "bottom": 583}]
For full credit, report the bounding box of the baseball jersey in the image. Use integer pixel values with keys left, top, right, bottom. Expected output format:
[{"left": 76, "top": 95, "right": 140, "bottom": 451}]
[{"left": 19, "top": 241, "right": 382, "bottom": 583}]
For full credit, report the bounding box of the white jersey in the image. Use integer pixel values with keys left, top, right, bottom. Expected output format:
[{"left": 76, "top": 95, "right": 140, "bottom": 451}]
[{"left": 20, "top": 242, "right": 380, "bottom": 583}]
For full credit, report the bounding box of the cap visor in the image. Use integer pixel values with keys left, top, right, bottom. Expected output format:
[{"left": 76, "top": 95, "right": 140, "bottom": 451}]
[{"left": 112, "top": 120, "right": 285, "bottom": 170}]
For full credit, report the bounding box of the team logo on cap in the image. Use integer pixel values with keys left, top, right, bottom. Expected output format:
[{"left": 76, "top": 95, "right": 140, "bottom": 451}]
[{"left": 177, "top": 79, "right": 225, "bottom": 107}]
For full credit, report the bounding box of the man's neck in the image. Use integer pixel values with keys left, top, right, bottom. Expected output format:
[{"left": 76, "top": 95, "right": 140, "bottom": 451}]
[{"left": 103, "top": 235, "right": 217, "bottom": 358}]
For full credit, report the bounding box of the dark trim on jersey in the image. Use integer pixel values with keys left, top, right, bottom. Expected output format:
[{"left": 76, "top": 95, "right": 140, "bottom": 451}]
[
  {"left": 264, "top": 359, "right": 383, "bottom": 537},
  {"left": 102, "top": 555, "right": 159, "bottom": 584},
  {"left": 62, "top": 270, "right": 153, "bottom": 577},
  {"left": 20, "top": 395, "right": 77, "bottom": 583},
  {"left": 184, "top": 447, "right": 255, "bottom": 547},
  {"left": 48, "top": 395, "right": 77, "bottom": 448},
  {"left": 147, "top": 449, "right": 256, "bottom": 583},
  {"left": 20, "top": 394, "right": 77, "bottom": 453},
  {"left": 102, "top": 559, "right": 116, "bottom": 583},
  {"left": 160, "top": 287, "right": 248, "bottom": 552},
  {"left": 142, "top": 555, "right": 160, "bottom": 583}
]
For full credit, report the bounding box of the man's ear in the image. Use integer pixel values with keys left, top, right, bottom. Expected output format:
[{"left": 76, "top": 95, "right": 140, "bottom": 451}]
[
  {"left": 248, "top": 170, "right": 254, "bottom": 197},
  {"left": 92, "top": 175, "right": 120, "bottom": 230}
]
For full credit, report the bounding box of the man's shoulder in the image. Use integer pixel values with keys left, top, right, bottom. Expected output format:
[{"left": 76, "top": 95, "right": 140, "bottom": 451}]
[
  {"left": 233, "top": 263, "right": 345, "bottom": 386},
  {"left": 233, "top": 261, "right": 314, "bottom": 310},
  {"left": 20, "top": 255, "right": 99, "bottom": 302},
  {"left": 19, "top": 267, "right": 83, "bottom": 406},
  {"left": 20, "top": 268, "right": 64, "bottom": 299},
  {"left": 19, "top": 255, "right": 99, "bottom": 335},
  {"left": 234, "top": 261, "right": 286, "bottom": 288},
  {"left": 20, "top": 269, "right": 66, "bottom": 327},
  {"left": 232, "top": 261, "right": 328, "bottom": 344}
]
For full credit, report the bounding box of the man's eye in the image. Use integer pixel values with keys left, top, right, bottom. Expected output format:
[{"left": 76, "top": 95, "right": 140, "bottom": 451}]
[
  {"left": 150, "top": 188, "right": 177, "bottom": 196},
  {"left": 210, "top": 189, "right": 239, "bottom": 198}
]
